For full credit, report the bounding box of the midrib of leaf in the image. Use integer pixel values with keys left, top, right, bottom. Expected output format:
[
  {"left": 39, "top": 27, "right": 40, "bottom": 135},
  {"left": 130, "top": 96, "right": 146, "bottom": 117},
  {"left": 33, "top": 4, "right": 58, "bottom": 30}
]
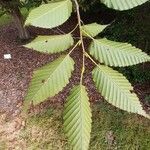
[
  {"left": 74, "top": 86, "right": 89, "bottom": 149},
  {"left": 98, "top": 66, "right": 144, "bottom": 112},
  {"left": 32, "top": 0, "right": 70, "bottom": 24},
  {"left": 79, "top": 87, "right": 84, "bottom": 148},
  {"left": 95, "top": 39, "right": 148, "bottom": 59},
  {"left": 94, "top": 65, "right": 150, "bottom": 118},
  {"left": 30, "top": 56, "right": 69, "bottom": 100},
  {"left": 29, "top": 34, "right": 69, "bottom": 45},
  {"left": 97, "top": 65, "right": 136, "bottom": 101}
]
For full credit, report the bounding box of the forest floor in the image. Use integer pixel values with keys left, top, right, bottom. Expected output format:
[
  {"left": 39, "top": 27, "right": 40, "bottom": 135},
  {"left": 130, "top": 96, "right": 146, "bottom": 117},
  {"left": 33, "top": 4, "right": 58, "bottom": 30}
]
[{"left": 0, "top": 6, "right": 150, "bottom": 150}]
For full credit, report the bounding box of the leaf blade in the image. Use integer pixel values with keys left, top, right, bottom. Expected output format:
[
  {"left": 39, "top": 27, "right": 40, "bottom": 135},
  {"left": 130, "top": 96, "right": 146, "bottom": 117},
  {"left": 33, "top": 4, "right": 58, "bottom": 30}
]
[
  {"left": 24, "top": 34, "right": 74, "bottom": 54},
  {"left": 25, "top": 0, "right": 72, "bottom": 28},
  {"left": 92, "top": 65, "right": 150, "bottom": 119},
  {"left": 100, "top": 0, "right": 149, "bottom": 10},
  {"left": 81, "top": 23, "right": 108, "bottom": 37},
  {"left": 89, "top": 38, "right": 150, "bottom": 67},
  {"left": 64, "top": 85, "right": 92, "bottom": 150},
  {"left": 25, "top": 55, "right": 74, "bottom": 105}
]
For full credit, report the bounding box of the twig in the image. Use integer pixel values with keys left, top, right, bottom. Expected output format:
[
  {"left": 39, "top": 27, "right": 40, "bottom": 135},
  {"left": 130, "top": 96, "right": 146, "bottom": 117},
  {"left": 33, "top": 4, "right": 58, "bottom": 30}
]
[
  {"left": 82, "top": 30, "right": 95, "bottom": 40},
  {"left": 74, "top": 0, "right": 86, "bottom": 85},
  {"left": 69, "top": 24, "right": 79, "bottom": 34},
  {"left": 56, "top": 27, "right": 66, "bottom": 34},
  {"left": 68, "top": 40, "right": 81, "bottom": 55},
  {"left": 84, "top": 52, "right": 99, "bottom": 67}
]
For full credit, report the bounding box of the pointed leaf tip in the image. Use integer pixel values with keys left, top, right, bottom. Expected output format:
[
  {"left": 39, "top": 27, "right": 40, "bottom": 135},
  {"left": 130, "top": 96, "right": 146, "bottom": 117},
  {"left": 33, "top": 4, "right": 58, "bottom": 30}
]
[
  {"left": 92, "top": 65, "right": 150, "bottom": 119},
  {"left": 81, "top": 23, "right": 108, "bottom": 37},
  {"left": 64, "top": 85, "right": 92, "bottom": 150},
  {"left": 25, "top": 55, "right": 74, "bottom": 105},
  {"left": 89, "top": 38, "right": 150, "bottom": 67}
]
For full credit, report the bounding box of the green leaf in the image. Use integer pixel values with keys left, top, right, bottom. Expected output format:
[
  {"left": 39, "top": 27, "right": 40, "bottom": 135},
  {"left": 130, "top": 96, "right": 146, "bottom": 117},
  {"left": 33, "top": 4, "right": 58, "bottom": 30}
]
[
  {"left": 25, "top": 55, "right": 74, "bottom": 105},
  {"left": 81, "top": 23, "right": 108, "bottom": 37},
  {"left": 25, "top": 0, "right": 72, "bottom": 28},
  {"left": 24, "top": 34, "right": 74, "bottom": 54},
  {"left": 92, "top": 65, "right": 150, "bottom": 119},
  {"left": 100, "top": 0, "right": 149, "bottom": 10},
  {"left": 64, "top": 85, "right": 92, "bottom": 150},
  {"left": 89, "top": 38, "right": 150, "bottom": 67}
]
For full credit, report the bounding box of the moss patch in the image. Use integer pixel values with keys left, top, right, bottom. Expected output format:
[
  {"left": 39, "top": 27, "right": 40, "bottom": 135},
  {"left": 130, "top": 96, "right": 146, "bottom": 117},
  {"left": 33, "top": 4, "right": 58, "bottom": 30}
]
[
  {"left": 0, "top": 12, "right": 12, "bottom": 26},
  {"left": 90, "top": 102, "right": 150, "bottom": 150},
  {"left": 21, "top": 106, "right": 70, "bottom": 150},
  {"left": 20, "top": 102, "right": 150, "bottom": 150}
]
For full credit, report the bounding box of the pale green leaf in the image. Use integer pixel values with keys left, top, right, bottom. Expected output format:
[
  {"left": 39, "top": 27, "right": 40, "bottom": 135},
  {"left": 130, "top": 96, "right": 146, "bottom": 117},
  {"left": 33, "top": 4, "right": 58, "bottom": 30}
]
[
  {"left": 25, "top": 0, "right": 72, "bottom": 28},
  {"left": 24, "top": 34, "right": 74, "bottom": 54},
  {"left": 25, "top": 55, "right": 74, "bottom": 105},
  {"left": 100, "top": 0, "right": 149, "bottom": 10},
  {"left": 89, "top": 38, "right": 150, "bottom": 67},
  {"left": 93, "top": 65, "right": 150, "bottom": 119},
  {"left": 64, "top": 85, "right": 92, "bottom": 150},
  {"left": 81, "top": 23, "right": 108, "bottom": 37}
]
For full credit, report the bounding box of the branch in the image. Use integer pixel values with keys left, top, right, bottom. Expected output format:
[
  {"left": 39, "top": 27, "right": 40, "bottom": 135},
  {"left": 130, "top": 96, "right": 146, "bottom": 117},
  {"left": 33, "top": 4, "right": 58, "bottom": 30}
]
[{"left": 74, "top": 0, "right": 85, "bottom": 84}]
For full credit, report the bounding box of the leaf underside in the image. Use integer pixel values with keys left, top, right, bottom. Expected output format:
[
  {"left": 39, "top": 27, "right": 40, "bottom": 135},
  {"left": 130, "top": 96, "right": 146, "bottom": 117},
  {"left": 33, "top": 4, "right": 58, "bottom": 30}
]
[
  {"left": 89, "top": 38, "right": 150, "bottom": 67},
  {"left": 81, "top": 23, "right": 108, "bottom": 37},
  {"left": 25, "top": 55, "right": 74, "bottom": 105},
  {"left": 64, "top": 85, "right": 92, "bottom": 150},
  {"left": 24, "top": 34, "right": 74, "bottom": 54},
  {"left": 100, "top": 0, "right": 149, "bottom": 10},
  {"left": 92, "top": 65, "right": 150, "bottom": 119},
  {"left": 25, "top": 0, "right": 72, "bottom": 28}
]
